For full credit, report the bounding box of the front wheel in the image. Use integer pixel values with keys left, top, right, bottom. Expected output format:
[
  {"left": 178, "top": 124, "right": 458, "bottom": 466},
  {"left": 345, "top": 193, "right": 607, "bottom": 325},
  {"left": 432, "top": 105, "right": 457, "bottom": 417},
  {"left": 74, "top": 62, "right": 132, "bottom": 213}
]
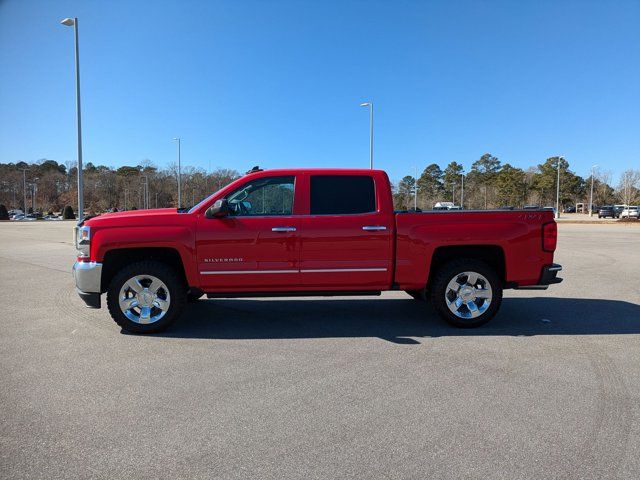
[
  {"left": 430, "top": 259, "right": 502, "bottom": 328},
  {"left": 106, "top": 260, "right": 186, "bottom": 333}
]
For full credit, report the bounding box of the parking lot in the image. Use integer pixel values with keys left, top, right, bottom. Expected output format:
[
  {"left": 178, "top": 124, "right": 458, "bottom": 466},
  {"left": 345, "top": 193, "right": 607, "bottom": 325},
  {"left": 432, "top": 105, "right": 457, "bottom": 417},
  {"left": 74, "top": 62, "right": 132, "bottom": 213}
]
[{"left": 1, "top": 221, "right": 639, "bottom": 479}]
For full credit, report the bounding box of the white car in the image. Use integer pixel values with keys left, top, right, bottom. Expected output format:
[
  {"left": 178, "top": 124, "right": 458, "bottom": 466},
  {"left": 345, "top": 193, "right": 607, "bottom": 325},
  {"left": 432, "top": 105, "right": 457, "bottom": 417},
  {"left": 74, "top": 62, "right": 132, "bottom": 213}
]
[{"left": 621, "top": 206, "right": 639, "bottom": 219}]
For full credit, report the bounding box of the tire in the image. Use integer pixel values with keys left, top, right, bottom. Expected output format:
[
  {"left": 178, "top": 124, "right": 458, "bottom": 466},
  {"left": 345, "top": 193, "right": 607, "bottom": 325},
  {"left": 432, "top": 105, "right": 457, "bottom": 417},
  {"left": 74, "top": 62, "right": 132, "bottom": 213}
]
[
  {"left": 406, "top": 289, "right": 425, "bottom": 301},
  {"left": 187, "top": 291, "right": 204, "bottom": 302},
  {"left": 106, "top": 260, "right": 187, "bottom": 334},
  {"left": 429, "top": 259, "right": 502, "bottom": 328}
]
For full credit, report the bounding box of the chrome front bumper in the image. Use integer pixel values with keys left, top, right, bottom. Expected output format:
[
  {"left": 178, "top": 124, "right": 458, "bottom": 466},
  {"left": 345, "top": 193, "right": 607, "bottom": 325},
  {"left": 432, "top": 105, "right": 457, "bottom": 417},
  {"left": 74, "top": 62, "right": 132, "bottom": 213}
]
[{"left": 72, "top": 261, "right": 103, "bottom": 308}]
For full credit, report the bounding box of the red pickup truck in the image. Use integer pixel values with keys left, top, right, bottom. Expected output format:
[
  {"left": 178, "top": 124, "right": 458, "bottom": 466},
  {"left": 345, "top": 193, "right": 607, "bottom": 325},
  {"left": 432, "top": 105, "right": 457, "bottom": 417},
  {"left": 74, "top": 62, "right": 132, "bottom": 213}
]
[{"left": 73, "top": 168, "right": 562, "bottom": 333}]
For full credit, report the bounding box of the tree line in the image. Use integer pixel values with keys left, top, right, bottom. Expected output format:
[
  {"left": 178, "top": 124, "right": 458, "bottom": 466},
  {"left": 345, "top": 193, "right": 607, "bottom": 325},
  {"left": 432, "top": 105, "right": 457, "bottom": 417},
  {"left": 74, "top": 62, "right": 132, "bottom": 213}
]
[
  {"left": 0, "top": 159, "right": 240, "bottom": 215},
  {"left": 393, "top": 154, "right": 640, "bottom": 211},
  {"left": 0, "top": 155, "right": 638, "bottom": 215}
]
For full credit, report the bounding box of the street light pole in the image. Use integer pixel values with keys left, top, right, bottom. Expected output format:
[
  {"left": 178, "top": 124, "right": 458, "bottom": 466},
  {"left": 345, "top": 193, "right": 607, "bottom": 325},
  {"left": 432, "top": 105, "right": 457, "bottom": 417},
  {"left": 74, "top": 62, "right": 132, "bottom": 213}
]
[
  {"left": 359, "top": 102, "right": 373, "bottom": 169},
  {"left": 21, "top": 168, "right": 28, "bottom": 215},
  {"left": 60, "top": 17, "right": 84, "bottom": 220},
  {"left": 173, "top": 138, "right": 182, "bottom": 207},
  {"left": 141, "top": 175, "right": 149, "bottom": 209},
  {"left": 589, "top": 164, "right": 598, "bottom": 217},
  {"left": 460, "top": 172, "right": 465, "bottom": 209},
  {"left": 556, "top": 156, "right": 563, "bottom": 219},
  {"left": 414, "top": 166, "right": 418, "bottom": 210},
  {"left": 32, "top": 180, "right": 38, "bottom": 212}
]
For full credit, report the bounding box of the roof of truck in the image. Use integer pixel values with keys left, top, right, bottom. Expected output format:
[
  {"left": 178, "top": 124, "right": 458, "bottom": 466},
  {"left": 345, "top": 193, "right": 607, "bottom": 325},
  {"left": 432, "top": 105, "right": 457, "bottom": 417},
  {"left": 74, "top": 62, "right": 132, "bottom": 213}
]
[{"left": 244, "top": 167, "right": 387, "bottom": 175}]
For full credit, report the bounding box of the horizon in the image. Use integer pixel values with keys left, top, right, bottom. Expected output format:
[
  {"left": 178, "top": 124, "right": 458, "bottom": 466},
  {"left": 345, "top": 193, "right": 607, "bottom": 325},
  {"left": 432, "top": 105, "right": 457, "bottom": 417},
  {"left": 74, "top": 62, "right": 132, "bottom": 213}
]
[{"left": 1, "top": 0, "right": 638, "bottom": 186}]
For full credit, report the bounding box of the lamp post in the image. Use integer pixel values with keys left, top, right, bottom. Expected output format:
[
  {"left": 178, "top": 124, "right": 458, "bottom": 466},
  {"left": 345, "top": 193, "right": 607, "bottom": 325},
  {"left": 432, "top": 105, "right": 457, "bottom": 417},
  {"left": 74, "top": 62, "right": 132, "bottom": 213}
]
[
  {"left": 556, "top": 156, "right": 563, "bottom": 219},
  {"left": 141, "top": 175, "right": 149, "bottom": 209},
  {"left": 32, "top": 179, "right": 38, "bottom": 213},
  {"left": 414, "top": 166, "right": 418, "bottom": 210},
  {"left": 589, "top": 164, "right": 598, "bottom": 217},
  {"left": 359, "top": 102, "right": 373, "bottom": 169},
  {"left": 460, "top": 172, "right": 465, "bottom": 210},
  {"left": 173, "top": 137, "right": 182, "bottom": 207},
  {"left": 20, "top": 168, "right": 28, "bottom": 215},
  {"left": 60, "top": 17, "right": 84, "bottom": 221}
]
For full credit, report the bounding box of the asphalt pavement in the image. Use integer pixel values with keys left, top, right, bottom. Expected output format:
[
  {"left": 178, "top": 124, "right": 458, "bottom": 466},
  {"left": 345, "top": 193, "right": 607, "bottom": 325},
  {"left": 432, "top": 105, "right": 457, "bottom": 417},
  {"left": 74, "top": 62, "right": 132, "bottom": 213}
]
[{"left": 1, "top": 221, "right": 639, "bottom": 479}]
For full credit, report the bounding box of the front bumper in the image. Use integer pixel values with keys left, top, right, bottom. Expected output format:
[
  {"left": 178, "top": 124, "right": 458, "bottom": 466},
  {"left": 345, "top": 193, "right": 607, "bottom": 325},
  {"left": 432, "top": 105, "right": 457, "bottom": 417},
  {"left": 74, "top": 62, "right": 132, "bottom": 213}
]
[{"left": 72, "top": 261, "right": 102, "bottom": 308}]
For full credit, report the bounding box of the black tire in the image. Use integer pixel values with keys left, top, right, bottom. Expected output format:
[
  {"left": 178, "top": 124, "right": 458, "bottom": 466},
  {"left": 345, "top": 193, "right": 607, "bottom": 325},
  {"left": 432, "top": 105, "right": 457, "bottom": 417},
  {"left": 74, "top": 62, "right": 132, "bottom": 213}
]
[
  {"left": 106, "top": 260, "right": 187, "bottom": 334},
  {"left": 405, "top": 289, "right": 425, "bottom": 301},
  {"left": 429, "top": 259, "right": 502, "bottom": 328},
  {"left": 187, "top": 291, "right": 204, "bottom": 302}
]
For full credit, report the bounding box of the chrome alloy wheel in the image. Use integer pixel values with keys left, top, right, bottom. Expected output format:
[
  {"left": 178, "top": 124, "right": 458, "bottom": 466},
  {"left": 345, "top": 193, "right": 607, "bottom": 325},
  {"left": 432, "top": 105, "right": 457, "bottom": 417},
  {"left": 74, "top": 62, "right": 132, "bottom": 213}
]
[
  {"left": 444, "top": 271, "right": 492, "bottom": 319},
  {"left": 118, "top": 275, "right": 171, "bottom": 324}
]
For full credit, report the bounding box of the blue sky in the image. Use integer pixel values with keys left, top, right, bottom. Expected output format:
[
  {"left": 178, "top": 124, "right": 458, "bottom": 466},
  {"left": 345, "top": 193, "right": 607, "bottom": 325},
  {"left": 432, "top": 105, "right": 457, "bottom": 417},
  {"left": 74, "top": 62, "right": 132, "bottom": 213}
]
[{"left": 1, "top": 0, "right": 638, "bottom": 185}]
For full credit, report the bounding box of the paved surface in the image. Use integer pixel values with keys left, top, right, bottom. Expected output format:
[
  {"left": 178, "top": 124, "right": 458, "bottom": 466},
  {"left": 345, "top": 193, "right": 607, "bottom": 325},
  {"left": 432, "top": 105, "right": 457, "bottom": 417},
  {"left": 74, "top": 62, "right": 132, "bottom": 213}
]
[
  {"left": 1, "top": 221, "right": 639, "bottom": 479},
  {"left": 556, "top": 213, "right": 639, "bottom": 224}
]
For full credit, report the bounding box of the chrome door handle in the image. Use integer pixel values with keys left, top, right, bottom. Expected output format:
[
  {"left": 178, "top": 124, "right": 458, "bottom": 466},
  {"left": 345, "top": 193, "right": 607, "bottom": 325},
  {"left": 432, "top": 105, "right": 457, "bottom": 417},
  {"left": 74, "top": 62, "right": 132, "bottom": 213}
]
[
  {"left": 272, "top": 227, "right": 296, "bottom": 232},
  {"left": 362, "top": 226, "right": 387, "bottom": 231}
]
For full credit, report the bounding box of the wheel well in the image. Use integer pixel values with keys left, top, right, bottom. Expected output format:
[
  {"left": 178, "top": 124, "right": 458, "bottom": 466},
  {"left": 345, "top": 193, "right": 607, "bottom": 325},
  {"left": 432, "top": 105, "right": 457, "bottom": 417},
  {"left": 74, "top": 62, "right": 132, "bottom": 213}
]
[
  {"left": 100, "top": 247, "right": 187, "bottom": 293},
  {"left": 428, "top": 245, "right": 506, "bottom": 287}
]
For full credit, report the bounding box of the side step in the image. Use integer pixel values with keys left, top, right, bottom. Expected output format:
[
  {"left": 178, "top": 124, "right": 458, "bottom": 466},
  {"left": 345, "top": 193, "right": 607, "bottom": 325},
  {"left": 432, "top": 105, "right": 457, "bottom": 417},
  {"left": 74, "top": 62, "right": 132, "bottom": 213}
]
[{"left": 207, "top": 291, "right": 382, "bottom": 299}]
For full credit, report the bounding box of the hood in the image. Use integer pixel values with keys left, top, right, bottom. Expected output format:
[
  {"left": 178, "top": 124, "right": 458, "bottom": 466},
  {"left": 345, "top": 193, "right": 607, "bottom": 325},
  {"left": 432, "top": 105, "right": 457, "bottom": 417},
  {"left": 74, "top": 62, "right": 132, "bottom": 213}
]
[{"left": 85, "top": 208, "right": 183, "bottom": 227}]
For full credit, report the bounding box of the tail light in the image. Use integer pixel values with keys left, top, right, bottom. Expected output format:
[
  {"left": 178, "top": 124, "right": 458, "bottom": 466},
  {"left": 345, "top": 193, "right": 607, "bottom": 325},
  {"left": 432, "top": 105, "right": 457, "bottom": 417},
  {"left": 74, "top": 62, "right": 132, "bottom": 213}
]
[{"left": 542, "top": 222, "right": 557, "bottom": 252}]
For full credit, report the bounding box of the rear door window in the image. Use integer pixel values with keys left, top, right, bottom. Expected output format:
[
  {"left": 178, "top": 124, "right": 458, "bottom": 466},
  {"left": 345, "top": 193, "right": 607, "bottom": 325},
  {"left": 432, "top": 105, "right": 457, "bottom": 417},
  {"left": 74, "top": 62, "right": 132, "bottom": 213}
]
[{"left": 310, "top": 175, "right": 376, "bottom": 215}]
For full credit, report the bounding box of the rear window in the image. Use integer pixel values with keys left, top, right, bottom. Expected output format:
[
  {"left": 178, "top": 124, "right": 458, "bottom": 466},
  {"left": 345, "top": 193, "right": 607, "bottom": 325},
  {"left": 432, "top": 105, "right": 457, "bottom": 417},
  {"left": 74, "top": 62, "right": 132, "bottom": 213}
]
[{"left": 310, "top": 175, "right": 376, "bottom": 215}]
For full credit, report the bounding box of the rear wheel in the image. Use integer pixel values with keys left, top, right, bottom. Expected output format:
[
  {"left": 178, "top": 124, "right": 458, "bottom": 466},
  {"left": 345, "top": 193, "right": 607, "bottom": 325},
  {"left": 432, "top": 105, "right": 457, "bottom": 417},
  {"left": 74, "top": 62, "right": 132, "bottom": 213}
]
[
  {"left": 430, "top": 259, "right": 502, "bottom": 328},
  {"left": 106, "top": 260, "right": 186, "bottom": 334}
]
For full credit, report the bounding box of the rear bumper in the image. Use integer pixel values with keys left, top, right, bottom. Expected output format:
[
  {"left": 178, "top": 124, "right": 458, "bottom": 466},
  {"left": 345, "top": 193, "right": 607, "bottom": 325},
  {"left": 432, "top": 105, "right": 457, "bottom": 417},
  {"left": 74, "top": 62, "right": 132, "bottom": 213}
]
[
  {"left": 72, "top": 261, "right": 102, "bottom": 308},
  {"left": 539, "top": 263, "right": 563, "bottom": 285},
  {"left": 514, "top": 263, "right": 563, "bottom": 290}
]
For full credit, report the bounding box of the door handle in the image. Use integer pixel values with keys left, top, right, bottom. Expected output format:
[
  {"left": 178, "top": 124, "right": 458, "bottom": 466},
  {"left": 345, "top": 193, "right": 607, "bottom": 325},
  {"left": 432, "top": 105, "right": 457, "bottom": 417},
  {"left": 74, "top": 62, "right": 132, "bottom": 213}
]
[
  {"left": 272, "top": 227, "right": 296, "bottom": 232},
  {"left": 362, "top": 226, "right": 387, "bottom": 231}
]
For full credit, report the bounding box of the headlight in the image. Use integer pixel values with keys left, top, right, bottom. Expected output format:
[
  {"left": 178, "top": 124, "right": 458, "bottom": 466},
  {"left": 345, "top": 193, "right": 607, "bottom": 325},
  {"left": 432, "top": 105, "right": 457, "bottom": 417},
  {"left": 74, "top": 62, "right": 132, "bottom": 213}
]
[{"left": 75, "top": 225, "right": 91, "bottom": 258}]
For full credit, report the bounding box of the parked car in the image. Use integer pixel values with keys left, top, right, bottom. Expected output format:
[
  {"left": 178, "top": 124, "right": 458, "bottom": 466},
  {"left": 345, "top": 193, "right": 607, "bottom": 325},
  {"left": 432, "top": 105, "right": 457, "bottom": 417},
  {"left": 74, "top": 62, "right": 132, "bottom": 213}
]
[
  {"left": 621, "top": 206, "right": 639, "bottom": 219},
  {"left": 614, "top": 205, "right": 625, "bottom": 216},
  {"left": 72, "top": 168, "right": 562, "bottom": 333},
  {"left": 564, "top": 206, "right": 576, "bottom": 213},
  {"left": 432, "top": 202, "right": 462, "bottom": 211},
  {"left": 598, "top": 206, "right": 618, "bottom": 218}
]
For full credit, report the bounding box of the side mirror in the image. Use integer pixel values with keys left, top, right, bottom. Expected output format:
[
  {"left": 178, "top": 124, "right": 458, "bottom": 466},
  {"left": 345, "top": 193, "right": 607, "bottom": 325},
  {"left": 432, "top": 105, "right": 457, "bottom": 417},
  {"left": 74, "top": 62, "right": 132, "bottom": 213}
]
[{"left": 205, "top": 199, "right": 230, "bottom": 218}]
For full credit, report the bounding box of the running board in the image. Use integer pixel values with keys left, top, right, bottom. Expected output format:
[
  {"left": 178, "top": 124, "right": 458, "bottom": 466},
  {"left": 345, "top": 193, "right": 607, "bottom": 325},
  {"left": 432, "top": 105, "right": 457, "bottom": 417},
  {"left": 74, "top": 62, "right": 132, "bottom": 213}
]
[
  {"left": 514, "top": 285, "right": 549, "bottom": 290},
  {"left": 206, "top": 291, "right": 382, "bottom": 299}
]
